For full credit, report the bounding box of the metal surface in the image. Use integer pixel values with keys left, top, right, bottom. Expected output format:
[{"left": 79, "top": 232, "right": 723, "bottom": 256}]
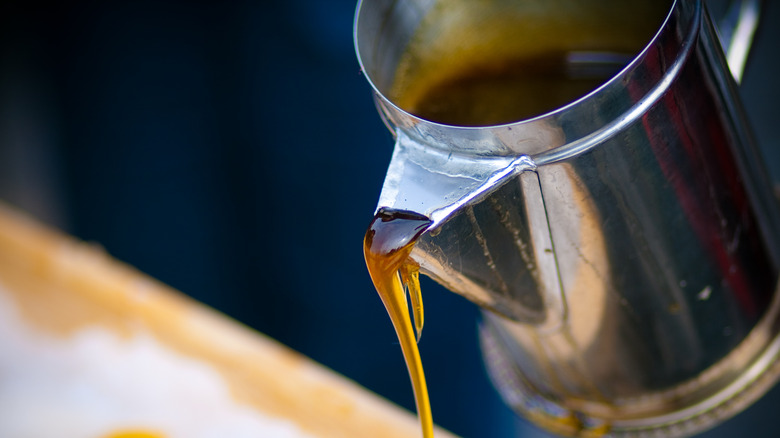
[
  {"left": 716, "top": 0, "right": 762, "bottom": 83},
  {"left": 355, "top": 0, "right": 780, "bottom": 436}
]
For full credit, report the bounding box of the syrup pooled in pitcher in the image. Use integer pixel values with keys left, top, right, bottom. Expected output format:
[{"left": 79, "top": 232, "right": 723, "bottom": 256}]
[
  {"left": 364, "top": 208, "right": 433, "bottom": 438},
  {"left": 392, "top": 52, "right": 627, "bottom": 126},
  {"left": 385, "top": 0, "right": 664, "bottom": 126}
]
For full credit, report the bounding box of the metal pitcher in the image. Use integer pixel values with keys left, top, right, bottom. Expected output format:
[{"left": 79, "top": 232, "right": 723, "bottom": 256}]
[{"left": 354, "top": 0, "right": 780, "bottom": 436}]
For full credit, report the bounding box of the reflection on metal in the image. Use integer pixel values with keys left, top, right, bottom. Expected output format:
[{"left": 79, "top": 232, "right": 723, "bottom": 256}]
[{"left": 716, "top": 0, "right": 762, "bottom": 83}]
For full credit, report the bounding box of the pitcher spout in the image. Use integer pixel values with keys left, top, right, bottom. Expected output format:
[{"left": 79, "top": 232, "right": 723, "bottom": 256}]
[
  {"left": 377, "top": 130, "right": 537, "bottom": 227},
  {"left": 377, "top": 132, "right": 572, "bottom": 327}
]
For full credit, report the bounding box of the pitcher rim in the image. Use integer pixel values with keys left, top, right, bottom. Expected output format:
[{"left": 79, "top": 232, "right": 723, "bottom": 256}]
[{"left": 353, "top": 0, "right": 687, "bottom": 137}]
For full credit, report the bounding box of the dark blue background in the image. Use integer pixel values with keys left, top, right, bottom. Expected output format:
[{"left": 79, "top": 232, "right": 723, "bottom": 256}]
[{"left": 0, "top": 1, "right": 778, "bottom": 437}]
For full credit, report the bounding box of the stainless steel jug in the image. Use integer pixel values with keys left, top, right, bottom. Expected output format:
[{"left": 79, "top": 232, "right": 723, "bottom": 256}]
[{"left": 354, "top": 0, "right": 780, "bottom": 436}]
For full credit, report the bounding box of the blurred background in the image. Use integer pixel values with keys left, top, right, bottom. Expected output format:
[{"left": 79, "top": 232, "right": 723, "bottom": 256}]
[{"left": 0, "top": 1, "right": 777, "bottom": 437}]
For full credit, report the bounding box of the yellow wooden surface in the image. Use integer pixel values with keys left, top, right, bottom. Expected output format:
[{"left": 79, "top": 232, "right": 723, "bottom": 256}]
[{"left": 0, "top": 203, "right": 456, "bottom": 438}]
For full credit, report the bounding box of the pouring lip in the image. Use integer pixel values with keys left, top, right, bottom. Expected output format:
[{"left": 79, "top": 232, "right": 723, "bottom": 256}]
[{"left": 354, "top": 0, "right": 684, "bottom": 151}]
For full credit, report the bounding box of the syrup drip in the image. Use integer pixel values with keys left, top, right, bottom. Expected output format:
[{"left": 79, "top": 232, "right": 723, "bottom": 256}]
[
  {"left": 364, "top": 207, "right": 433, "bottom": 438},
  {"left": 103, "top": 430, "right": 165, "bottom": 438}
]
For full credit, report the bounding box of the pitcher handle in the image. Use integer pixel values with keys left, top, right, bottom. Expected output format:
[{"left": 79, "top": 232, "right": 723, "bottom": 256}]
[{"left": 713, "top": 0, "right": 761, "bottom": 83}]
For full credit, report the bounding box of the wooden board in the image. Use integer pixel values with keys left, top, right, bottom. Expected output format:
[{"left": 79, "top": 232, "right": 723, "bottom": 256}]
[{"left": 0, "top": 203, "right": 456, "bottom": 438}]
